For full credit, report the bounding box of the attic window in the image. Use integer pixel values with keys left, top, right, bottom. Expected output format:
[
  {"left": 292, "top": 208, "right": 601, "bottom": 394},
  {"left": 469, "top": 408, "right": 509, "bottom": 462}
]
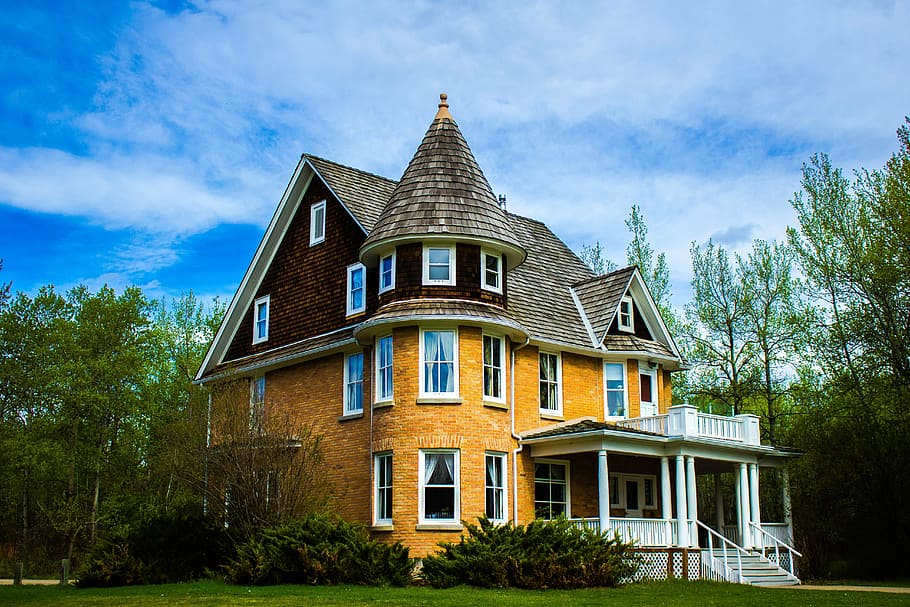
[
  {"left": 252, "top": 295, "right": 270, "bottom": 344},
  {"left": 619, "top": 296, "right": 634, "bottom": 333},
  {"left": 310, "top": 200, "right": 326, "bottom": 245}
]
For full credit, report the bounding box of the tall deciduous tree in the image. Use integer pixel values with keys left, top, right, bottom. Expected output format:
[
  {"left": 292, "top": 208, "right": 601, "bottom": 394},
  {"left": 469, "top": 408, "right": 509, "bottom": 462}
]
[{"left": 626, "top": 204, "right": 672, "bottom": 317}]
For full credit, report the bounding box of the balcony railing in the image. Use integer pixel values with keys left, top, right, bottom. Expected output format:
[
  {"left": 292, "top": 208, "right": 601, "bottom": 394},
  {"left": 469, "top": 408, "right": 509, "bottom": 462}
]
[{"left": 614, "top": 405, "right": 761, "bottom": 446}]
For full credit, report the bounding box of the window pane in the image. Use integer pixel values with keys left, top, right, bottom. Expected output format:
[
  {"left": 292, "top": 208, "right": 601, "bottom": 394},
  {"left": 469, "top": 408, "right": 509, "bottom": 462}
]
[
  {"left": 607, "top": 392, "right": 625, "bottom": 417},
  {"left": 640, "top": 373, "right": 653, "bottom": 402},
  {"left": 424, "top": 487, "right": 455, "bottom": 519},
  {"left": 428, "top": 248, "right": 450, "bottom": 264},
  {"left": 428, "top": 264, "right": 449, "bottom": 281}
]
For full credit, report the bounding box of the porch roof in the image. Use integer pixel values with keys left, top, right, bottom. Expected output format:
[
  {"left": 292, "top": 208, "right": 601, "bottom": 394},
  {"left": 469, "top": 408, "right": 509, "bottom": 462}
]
[{"left": 520, "top": 418, "right": 799, "bottom": 465}]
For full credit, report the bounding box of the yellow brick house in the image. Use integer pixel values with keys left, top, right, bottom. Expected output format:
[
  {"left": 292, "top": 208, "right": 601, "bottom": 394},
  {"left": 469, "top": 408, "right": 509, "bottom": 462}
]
[{"left": 196, "top": 95, "right": 800, "bottom": 586}]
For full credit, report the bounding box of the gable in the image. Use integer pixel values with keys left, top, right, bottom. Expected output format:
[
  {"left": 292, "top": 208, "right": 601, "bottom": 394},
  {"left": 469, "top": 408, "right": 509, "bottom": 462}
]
[{"left": 196, "top": 157, "right": 387, "bottom": 381}]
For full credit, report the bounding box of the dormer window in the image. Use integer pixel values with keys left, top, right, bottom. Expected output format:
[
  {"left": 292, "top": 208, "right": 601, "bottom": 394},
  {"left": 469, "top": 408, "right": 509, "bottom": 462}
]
[
  {"left": 423, "top": 245, "right": 455, "bottom": 285},
  {"left": 347, "top": 263, "right": 366, "bottom": 316},
  {"left": 379, "top": 252, "right": 396, "bottom": 293},
  {"left": 310, "top": 200, "right": 326, "bottom": 245},
  {"left": 481, "top": 249, "right": 502, "bottom": 293},
  {"left": 252, "top": 295, "right": 270, "bottom": 344},
  {"left": 619, "top": 296, "right": 634, "bottom": 333}
]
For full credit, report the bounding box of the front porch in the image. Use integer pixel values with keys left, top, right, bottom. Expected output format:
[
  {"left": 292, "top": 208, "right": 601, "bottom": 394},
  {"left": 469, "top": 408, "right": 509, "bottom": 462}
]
[{"left": 522, "top": 404, "right": 801, "bottom": 585}]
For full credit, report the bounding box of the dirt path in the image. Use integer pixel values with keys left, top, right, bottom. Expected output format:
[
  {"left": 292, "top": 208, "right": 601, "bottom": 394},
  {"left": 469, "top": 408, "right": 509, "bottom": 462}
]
[{"left": 0, "top": 578, "right": 61, "bottom": 585}]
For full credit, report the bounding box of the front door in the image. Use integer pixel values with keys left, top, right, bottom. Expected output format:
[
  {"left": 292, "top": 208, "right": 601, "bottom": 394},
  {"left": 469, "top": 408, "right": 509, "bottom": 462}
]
[
  {"left": 625, "top": 479, "right": 643, "bottom": 517},
  {"left": 639, "top": 367, "right": 657, "bottom": 417}
]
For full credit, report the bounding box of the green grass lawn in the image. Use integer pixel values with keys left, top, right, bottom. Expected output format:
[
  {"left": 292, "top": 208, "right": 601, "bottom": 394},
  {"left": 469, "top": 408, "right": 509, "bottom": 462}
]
[{"left": 2, "top": 580, "right": 908, "bottom": 607}]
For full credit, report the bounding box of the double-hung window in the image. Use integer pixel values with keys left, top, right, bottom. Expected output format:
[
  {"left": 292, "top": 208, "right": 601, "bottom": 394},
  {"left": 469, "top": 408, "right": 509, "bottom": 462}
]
[
  {"left": 482, "top": 335, "right": 504, "bottom": 402},
  {"left": 421, "top": 329, "right": 457, "bottom": 396},
  {"left": 420, "top": 449, "right": 459, "bottom": 523},
  {"left": 539, "top": 352, "right": 561, "bottom": 414},
  {"left": 619, "top": 295, "right": 634, "bottom": 332},
  {"left": 250, "top": 376, "right": 266, "bottom": 432},
  {"left": 604, "top": 362, "right": 626, "bottom": 418},
  {"left": 376, "top": 335, "right": 394, "bottom": 403},
  {"left": 534, "top": 460, "right": 568, "bottom": 519},
  {"left": 481, "top": 249, "right": 502, "bottom": 293},
  {"left": 252, "top": 295, "right": 270, "bottom": 344},
  {"left": 485, "top": 452, "right": 507, "bottom": 522},
  {"left": 374, "top": 452, "right": 393, "bottom": 525},
  {"left": 346, "top": 263, "right": 366, "bottom": 316},
  {"left": 379, "top": 252, "right": 395, "bottom": 293},
  {"left": 310, "top": 200, "right": 326, "bottom": 245},
  {"left": 423, "top": 245, "right": 455, "bottom": 285},
  {"left": 344, "top": 352, "right": 364, "bottom": 415}
]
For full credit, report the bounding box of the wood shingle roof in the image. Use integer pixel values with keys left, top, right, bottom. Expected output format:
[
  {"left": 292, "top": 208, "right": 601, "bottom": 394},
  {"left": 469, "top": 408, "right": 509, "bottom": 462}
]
[{"left": 360, "top": 96, "right": 525, "bottom": 268}]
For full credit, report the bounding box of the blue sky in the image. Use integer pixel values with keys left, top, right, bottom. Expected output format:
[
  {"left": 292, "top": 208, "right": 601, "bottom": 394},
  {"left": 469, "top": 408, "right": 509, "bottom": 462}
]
[{"left": 1, "top": 1, "right": 908, "bottom": 309}]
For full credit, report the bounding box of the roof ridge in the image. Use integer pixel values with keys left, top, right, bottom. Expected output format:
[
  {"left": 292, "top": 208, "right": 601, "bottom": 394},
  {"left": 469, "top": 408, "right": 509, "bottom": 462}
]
[
  {"left": 303, "top": 153, "right": 398, "bottom": 185},
  {"left": 571, "top": 265, "right": 636, "bottom": 289}
]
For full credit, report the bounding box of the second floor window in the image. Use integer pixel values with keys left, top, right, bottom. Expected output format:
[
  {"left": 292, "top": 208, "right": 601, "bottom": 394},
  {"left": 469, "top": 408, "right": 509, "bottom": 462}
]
[
  {"left": 250, "top": 376, "right": 265, "bottom": 432},
  {"left": 539, "top": 352, "right": 561, "bottom": 413},
  {"left": 344, "top": 352, "right": 364, "bottom": 415},
  {"left": 422, "top": 329, "right": 456, "bottom": 395},
  {"left": 376, "top": 335, "right": 394, "bottom": 402},
  {"left": 379, "top": 253, "right": 395, "bottom": 293},
  {"left": 604, "top": 362, "right": 626, "bottom": 418},
  {"left": 347, "top": 263, "right": 365, "bottom": 316},
  {"left": 483, "top": 335, "right": 503, "bottom": 401},
  {"left": 253, "top": 295, "right": 269, "bottom": 344}
]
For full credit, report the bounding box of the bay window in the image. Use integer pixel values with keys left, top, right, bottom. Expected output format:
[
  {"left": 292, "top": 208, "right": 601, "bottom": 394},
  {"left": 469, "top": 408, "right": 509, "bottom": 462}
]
[{"left": 420, "top": 449, "right": 459, "bottom": 523}]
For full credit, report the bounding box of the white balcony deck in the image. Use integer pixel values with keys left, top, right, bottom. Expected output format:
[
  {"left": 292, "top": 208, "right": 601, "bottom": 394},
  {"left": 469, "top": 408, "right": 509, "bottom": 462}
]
[{"left": 614, "top": 405, "right": 761, "bottom": 446}]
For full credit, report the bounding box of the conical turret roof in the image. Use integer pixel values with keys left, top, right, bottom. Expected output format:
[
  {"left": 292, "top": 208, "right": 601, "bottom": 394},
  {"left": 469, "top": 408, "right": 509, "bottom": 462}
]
[{"left": 360, "top": 94, "right": 526, "bottom": 269}]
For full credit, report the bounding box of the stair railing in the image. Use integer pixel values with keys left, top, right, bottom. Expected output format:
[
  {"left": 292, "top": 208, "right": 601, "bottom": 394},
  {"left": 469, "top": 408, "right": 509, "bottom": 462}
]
[
  {"left": 749, "top": 521, "right": 802, "bottom": 578},
  {"left": 695, "top": 520, "right": 746, "bottom": 584}
]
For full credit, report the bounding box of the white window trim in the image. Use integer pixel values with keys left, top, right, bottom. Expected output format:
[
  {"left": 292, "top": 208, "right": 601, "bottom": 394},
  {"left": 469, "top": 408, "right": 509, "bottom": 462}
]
[
  {"left": 419, "top": 328, "right": 459, "bottom": 398},
  {"left": 482, "top": 334, "right": 505, "bottom": 403},
  {"left": 346, "top": 263, "right": 366, "bottom": 316},
  {"left": 378, "top": 252, "right": 396, "bottom": 294},
  {"left": 480, "top": 249, "right": 503, "bottom": 294},
  {"left": 309, "top": 200, "right": 326, "bottom": 246},
  {"left": 533, "top": 458, "right": 571, "bottom": 519},
  {"left": 375, "top": 334, "right": 394, "bottom": 403},
  {"left": 418, "top": 449, "right": 460, "bottom": 524},
  {"left": 538, "top": 351, "right": 562, "bottom": 415},
  {"left": 609, "top": 473, "right": 659, "bottom": 512},
  {"left": 619, "top": 295, "right": 634, "bottom": 333},
  {"left": 603, "top": 361, "right": 628, "bottom": 420},
  {"left": 639, "top": 365, "right": 658, "bottom": 417},
  {"left": 374, "top": 452, "right": 393, "bottom": 525},
  {"left": 484, "top": 452, "right": 508, "bottom": 523},
  {"left": 250, "top": 375, "right": 265, "bottom": 431},
  {"left": 422, "top": 244, "right": 456, "bottom": 286},
  {"left": 252, "top": 295, "right": 270, "bottom": 345},
  {"left": 343, "top": 352, "right": 364, "bottom": 415}
]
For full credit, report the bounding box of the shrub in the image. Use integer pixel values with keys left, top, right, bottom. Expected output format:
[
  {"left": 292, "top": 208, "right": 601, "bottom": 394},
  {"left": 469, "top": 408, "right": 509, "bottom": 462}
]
[
  {"left": 225, "top": 514, "right": 413, "bottom": 586},
  {"left": 421, "top": 517, "right": 638, "bottom": 589},
  {"left": 76, "top": 504, "right": 228, "bottom": 587}
]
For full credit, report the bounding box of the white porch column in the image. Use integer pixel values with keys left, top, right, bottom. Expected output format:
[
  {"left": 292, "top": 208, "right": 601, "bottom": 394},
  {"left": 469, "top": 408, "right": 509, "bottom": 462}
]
[
  {"left": 749, "top": 463, "right": 761, "bottom": 548},
  {"left": 714, "top": 473, "right": 725, "bottom": 532},
  {"left": 660, "top": 457, "right": 672, "bottom": 545},
  {"left": 686, "top": 456, "right": 698, "bottom": 547},
  {"left": 675, "top": 455, "right": 689, "bottom": 547},
  {"left": 782, "top": 468, "right": 793, "bottom": 544},
  {"left": 597, "top": 450, "right": 610, "bottom": 533},
  {"left": 738, "top": 463, "right": 751, "bottom": 549}
]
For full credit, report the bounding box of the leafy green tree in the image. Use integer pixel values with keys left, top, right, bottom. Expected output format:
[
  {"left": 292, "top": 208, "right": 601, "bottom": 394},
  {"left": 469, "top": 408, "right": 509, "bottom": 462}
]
[
  {"left": 578, "top": 241, "right": 616, "bottom": 275},
  {"left": 625, "top": 204, "right": 672, "bottom": 316}
]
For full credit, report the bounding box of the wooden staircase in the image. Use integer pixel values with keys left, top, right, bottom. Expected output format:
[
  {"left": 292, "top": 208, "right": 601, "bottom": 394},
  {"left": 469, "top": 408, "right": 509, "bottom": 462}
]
[{"left": 706, "top": 548, "right": 800, "bottom": 586}]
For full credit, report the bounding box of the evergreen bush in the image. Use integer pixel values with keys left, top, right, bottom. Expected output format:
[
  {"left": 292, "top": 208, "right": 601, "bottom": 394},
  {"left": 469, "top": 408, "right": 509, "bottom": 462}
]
[
  {"left": 76, "top": 504, "right": 228, "bottom": 587},
  {"left": 225, "top": 514, "right": 413, "bottom": 586},
  {"left": 421, "top": 517, "right": 638, "bottom": 589}
]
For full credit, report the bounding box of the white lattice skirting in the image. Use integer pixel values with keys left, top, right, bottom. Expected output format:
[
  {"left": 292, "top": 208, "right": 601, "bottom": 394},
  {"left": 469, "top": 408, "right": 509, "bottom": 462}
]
[{"left": 624, "top": 549, "right": 701, "bottom": 582}]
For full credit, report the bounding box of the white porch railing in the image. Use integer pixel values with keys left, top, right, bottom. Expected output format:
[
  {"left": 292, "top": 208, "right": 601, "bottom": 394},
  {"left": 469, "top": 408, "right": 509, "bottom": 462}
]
[
  {"left": 750, "top": 521, "right": 802, "bottom": 578},
  {"left": 696, "top": 412, "right": 744, "bottom": 442},
  {"left": 569, "top": 517, "right": 695, "bottom": 547},
  {"left": 760, "top": 522, "right": 793, "bottom": 545},
  {"left": 615, "top": 415, "right": 669, "bottom": 434},
  {"left": 613, "top": 405, "right": 762, "bottom": 446},
  {"left": 696, "top": 520, "right": 746, "bottom": 584}
]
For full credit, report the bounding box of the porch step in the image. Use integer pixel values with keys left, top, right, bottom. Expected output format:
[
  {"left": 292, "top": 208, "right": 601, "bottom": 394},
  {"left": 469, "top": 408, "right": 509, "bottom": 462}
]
[{"left": 705, "top": 550, "right": 800, "bottom": 587}]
